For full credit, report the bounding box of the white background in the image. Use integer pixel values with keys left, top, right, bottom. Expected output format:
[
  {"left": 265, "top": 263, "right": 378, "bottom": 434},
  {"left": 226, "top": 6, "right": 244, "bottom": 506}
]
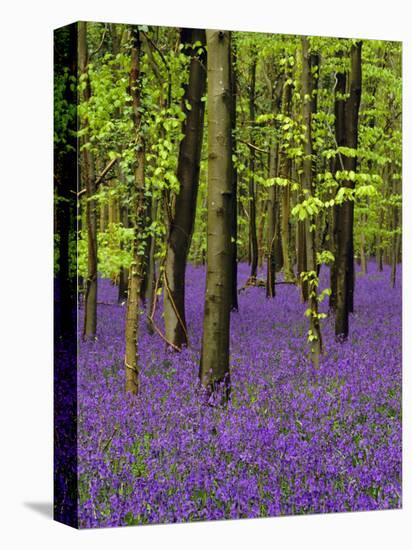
[{"left": 0, "top": 0, "right": 410, "bottom": 547}]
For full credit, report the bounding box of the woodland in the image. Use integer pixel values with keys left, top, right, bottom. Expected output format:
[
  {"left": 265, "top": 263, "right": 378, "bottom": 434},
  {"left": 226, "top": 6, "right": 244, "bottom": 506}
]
[{"left": 54, "top": 22, "right": 402, "bottom": 527}]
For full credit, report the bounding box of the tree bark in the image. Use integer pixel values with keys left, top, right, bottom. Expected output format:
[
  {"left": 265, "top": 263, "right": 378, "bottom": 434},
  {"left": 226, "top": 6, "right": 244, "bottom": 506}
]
[
  {"left": 297, "top": 218, "right": 308, "bottom": 301},
  {"left": 124, "top": 28, "right": 145, "bottom": 394},
  {"left": 139, "top": 195, "right": 152, "bottom": 305},
  {"left": 230, "top": 39, "right": 239, "bottom": 310},
  {"left": 359, "top": 213, "right": 367, "bottom": 275},
  {"left": 266, "top": 145, "right": 278, "bottom": 297},
  {"left": 257, "top": 199, "right": 266, "bottom": 269},
  {"left": 302, "top": 36, "right": 322, "bottom": 367},
  {"left": 391, "top": 174, "right": 400, "bottom": 288},
  {"left": 79, "top": 22, "right": 98, "bottom": 339},
  {"left": 248, "top": 48, "right": 258, "bottom": 279},
  {"left": 266, "top": 74, "right": 283, "bottom": 298},
  {"left": 145, "top": 196, "right": 158, "bottom": 333},
  {"left": 199, "top": 30, "right": 232, "bottom": 402},
  {"left": 163, "top": 28, "right": 206, "bottom": 349},
  {"left": 329, "top": 66, "right": 346, "bottom": 311},
  {"left": 335, "top": 41, "right": 362, "bottom": 338},
  {"left": 376, "top": 205, "right": 384, "bottom": 271},
  {"left": 117, "top": 202, "right": 129, "bottom": 303},
  {"left": 279, "top": 73, "right": 295, "bottom": 282}
]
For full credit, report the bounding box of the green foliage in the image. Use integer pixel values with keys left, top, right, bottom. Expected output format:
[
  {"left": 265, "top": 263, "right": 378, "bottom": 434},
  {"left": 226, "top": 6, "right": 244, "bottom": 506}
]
[{"left": 74, "top": 24, "right": 401, "bottom": 302}]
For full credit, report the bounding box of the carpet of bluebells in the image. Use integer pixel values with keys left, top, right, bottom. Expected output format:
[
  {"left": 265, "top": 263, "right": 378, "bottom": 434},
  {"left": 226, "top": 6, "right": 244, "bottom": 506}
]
[{"left": 78, "top": 261, "right": 401, "bottom": 528}]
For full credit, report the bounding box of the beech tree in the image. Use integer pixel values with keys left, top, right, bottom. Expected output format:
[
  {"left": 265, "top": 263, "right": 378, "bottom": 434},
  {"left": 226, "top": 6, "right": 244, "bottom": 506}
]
[
  {"left": 301, "top": 36, "right": 322, "bottom": 366},
  {"left": 164, "top": 28, "right": 206, "bottom": 349},
  {"left": 229, "top": 40, "right": 239, "bottom": 311},
  {"left": 124, "top": 27, "right": 145, "bottom": 394},
  {"left": 329, "top": 59, "right": 346, "bottom": 313},
  {"left": 334, "top": 41, "right": 362, "bottom": 339},
  {"left": 199, "top": 29, "right": 232, "bottom": 401},
  {"left": 266, "top": 74, "right": 283, "bottom": 298},
  {"left": 278, "top": 60, "right": 295, "bottom": 282},
  {"left": 79, "top": 22, "right": 98, "bottom": 339},
  {"left": 247, "top": 47, "right": 259, "bottom": 280}
]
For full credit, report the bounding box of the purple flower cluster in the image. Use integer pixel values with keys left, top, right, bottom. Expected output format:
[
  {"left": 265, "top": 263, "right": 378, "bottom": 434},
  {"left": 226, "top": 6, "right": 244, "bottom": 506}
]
[{"left": 77, "top": 262, "right": 401, "bottom": 527}]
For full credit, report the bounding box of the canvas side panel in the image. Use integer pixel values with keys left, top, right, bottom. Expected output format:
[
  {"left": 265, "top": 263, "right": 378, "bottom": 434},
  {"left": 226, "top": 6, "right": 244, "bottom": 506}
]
[{"left": 54, "top": 22, "right": 79, "bottom": 529}]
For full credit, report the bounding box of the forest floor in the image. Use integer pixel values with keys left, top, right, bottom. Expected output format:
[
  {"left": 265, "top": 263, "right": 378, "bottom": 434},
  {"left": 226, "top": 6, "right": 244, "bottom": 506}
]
[{"left": 78, "top": 261, "right": 401, "bottom": 528}]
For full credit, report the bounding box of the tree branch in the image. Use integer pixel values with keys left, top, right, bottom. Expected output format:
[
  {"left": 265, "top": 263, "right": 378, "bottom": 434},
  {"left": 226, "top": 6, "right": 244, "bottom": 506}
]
[
  {"left": 77, "top": 156, "right": 118, "bottom": 197},
  {"left": 239, "top": 139, "right": 269, "bottom": 155}
]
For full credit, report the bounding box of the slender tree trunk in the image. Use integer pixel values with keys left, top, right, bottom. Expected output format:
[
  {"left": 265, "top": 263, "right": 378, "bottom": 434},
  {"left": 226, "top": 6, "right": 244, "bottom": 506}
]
[
  {"left": 359, "top": 213, "right": 367, "bottom": 275},
  {"left": 230, "top": 39, "right": 239, "bottom": 310},
  {"left": 118, "top": 202, "right": 129, "bottom": 303},
  {"left": 100, "top": 201, "right": 108, "bottom": 232},
  {"left": 146, "top": 196, "right": 158, "bottom": 333},
  {"left": 108, "top": 180, "right": 119, "bottom": 225},
  {"left": 279, "top": 74, "right": 295, "bottom": 282},
  {"left": 266, "top": 144, "right": 278, "bottom": 297},
  {"left": 376, "top": 206, "right": 384, "bottom": 271},
  {"left": 391, "top": 176, "right": 400, "bottom": 288},
  {"left": 275, "top": 210, "right": 283, "bottom": 271},
  {"left": 139, "top": 195, "right": 152, "bottom": 305},
  {"left": 257, "top": 199, "right": 266, "bottom": 269},
  {"left": 79, "top": 22, "right": 98, "bottom": 339},
  {"left": 248, "top": 49, "right": 258, "bottom": 279},
  {"left": 280, "top": 176, "right": 293, "bottom": 280},
  {"left": 109, "top": 25, "right": 129, "bottom": 300},
  {"left": 302, "top": 37, "right": 322, "bottom": 367},
  {"left": 265, "top": 73, "right": 283, "bottom": 297},
  {"left": 199, "top": 30, "right": 232, "bottom": 402},
  {"left": 335, "top": 41, "right": 362, "bottom": 338},
  {"left": 329, "top": 209, "right": 338, "bottom": 310},
  {"left": 329, "top": 65, "right": 346, "bottom": 312},
  {"left": 163, "top": 28, "right": 206, "bottom": 349},
  {"left": 297, "top": 218, "right": 308, "bottom": 301},
  {"left": 345, "top": 44, "right": 362, "bottom": 314},
  {"left": 124, "top": 28, "right": 145, "bottom": 394},
  {"left": 107, "top": 175, "right": 120, "bottom": 284},
  {"left": 390, "top": 236, "right": 398, "bottom": 288}
]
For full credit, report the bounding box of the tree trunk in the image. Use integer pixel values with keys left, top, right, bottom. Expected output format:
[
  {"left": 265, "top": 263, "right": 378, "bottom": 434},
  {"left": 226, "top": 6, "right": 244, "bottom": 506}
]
[
  {"left": 275, "top": 212, "right": 283, "bottom": 271},
  {"left": 376, "top": 206, "right": 384, "bottom": 271},
  {"left": 79, "top": 22, "right": 98, "bottom": 339},
  {"left": 230, "top": 39, "right": 239, "bottom": 310},
  {"left": 146, "top": 196, "right": 158, "bottom": 333},
  {"left": 118, "top": 202, "right": 129, "bottom": 303},
  {"left": 345, "top": 43, "right": 362, "bottom": 314},
  {"left": 100, "top": 201, "right": 108, "bottom": 232},
  {"left": 279, "top": 74, "right": 295, "bottom": 282},
  {"left": 329, "top": 65, "right": 346, "bottom": 312},
  {"left": 301, "top": 37, "right": 322, "bottom": 367},
  {"left": 163, "top": 28, "right": 206, "bottom": 349},
  {"left": 124, "top": 28, "right": 145, "bottom": 394},
  {"left": 139, "top": 195, "right": 152, "bottom": 305},
  {"left": 199, "top": 30, "right": 232, "bottom": 402},
  {"left": 257, "top": 199, "right": 266, "bottom": 269},
  {"left": 266, "top": 72, "right": 283, "bottom": 298},
  {"left": 248, "top": 49, "right": 258, "bottom": 280},
  {"left": 297, "top": 218, "right": 308, "bottom": 301},
  {"left": 391, "top": 175, "right": 400, "bottom": 288},
  {"left": 335, "top": 41, "right": 362, "bottom": 339},
  {"left": 266, "top": 145, "right": 278, "bottom": 297},
  {"left": 359, "top": 213, "right": 367, "bottom": 275}
]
